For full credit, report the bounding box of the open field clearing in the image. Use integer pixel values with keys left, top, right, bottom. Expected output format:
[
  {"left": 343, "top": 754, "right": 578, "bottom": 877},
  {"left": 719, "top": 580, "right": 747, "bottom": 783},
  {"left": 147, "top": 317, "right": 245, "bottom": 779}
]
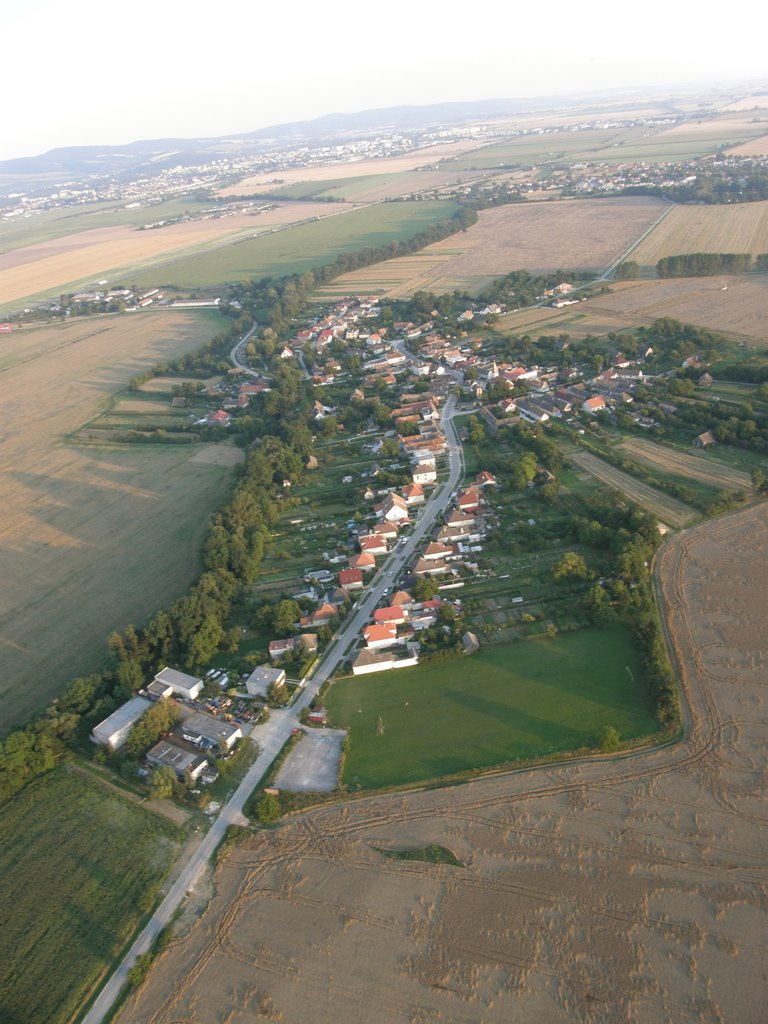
[
  {"left": 725, "top": 133, "right": 768, "bottom": 156},
  {"left": 327, "top": 629, "right": 653, "bottom": 789},
  {"left": 316, "top": 197, "right": 666, "bottom": 299},
  {"left": 720, "top": 93, "right": 768, "bottom": 111},
  {"left": 128, "top": 200, "right": 460, "bottom": 289},
  {"left": 0, "top": 312, "right": 239, "bottom": 730},
  {"left": 568, "top": 450, "right": 697, "bottom": 527},
  {"left": 119, "top": 505, "right": 768, "bottom": 1024},
  {"left": 585, "top": 274, "right": 768, "bottom": 341},
  {"left": 269, "top": 167, "right": 482, "bottom": 203},
  {"left": 447, "top": 126, "right": 650, "bottom": 168},
  {"left": 215, "top": 140, "right": 484, "bottom": 196},
  {"left": 630, "top": 200, "right": 768, "bottom": 268},
  {"left": 0, "top": 196, "right": 218, "bottom": 253},
  {"left": 620, "top": 437, "right": 752, "bottom": 491},
  {"left": 0, "top": 201, "right": 354, "bottom": 309},
  {"left": 0, "top": 768, "right": 179, "bottom": 1024}
]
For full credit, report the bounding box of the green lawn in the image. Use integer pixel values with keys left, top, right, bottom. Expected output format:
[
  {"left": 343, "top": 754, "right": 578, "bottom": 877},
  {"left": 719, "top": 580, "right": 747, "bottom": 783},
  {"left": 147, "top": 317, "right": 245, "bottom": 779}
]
[
  {"left": 129, "top": 200, "right": 460, "bottom": 288},
  {"left": 327, "top": 629, "right": 656, "bottom": 788},
  {"left": 0, "top": 768, "right": 180, "bottom": 1024}
]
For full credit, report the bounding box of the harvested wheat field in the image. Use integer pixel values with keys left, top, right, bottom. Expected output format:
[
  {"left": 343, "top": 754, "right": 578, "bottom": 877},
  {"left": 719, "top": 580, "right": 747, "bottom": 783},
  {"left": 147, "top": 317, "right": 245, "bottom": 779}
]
[
  {"left": 0, "top": 202, "right": 351, "bottom": 308},
  {"left": 568, "top": 450, "right": 697, "bottom": 528},
  {"left": 586, "top": 275, "right": 768, "bottom": 342},
  {"left": 726, "top": 134, "right": 768, "bottom": 156},
  {"left": 620, "top": 438, "right": 752, "bottom": 491},
  {"left": 322, "top": 197, "right": 666, "bottom": 299},
  {"left": 630, "top": 201, "right": 768, "bottom": 269},
  {"left": 119, "top": 504, "right": 768, "bottom": 1024},
  {"left": 0, "top": 312, "right": 239, "bottom": 729}
]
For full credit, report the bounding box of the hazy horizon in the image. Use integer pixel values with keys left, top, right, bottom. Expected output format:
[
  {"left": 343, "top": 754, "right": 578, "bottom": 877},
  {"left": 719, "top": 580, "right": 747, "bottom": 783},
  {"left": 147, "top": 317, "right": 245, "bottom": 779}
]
[{"left": 3, "top": 0, "right": 768, "bottom": 164}]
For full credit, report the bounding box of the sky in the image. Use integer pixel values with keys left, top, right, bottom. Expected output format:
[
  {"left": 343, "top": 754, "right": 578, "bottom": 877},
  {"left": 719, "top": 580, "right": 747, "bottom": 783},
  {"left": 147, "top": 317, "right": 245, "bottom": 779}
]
[{"left": 2, "top": 0, "right": 766, "bottom": 162}]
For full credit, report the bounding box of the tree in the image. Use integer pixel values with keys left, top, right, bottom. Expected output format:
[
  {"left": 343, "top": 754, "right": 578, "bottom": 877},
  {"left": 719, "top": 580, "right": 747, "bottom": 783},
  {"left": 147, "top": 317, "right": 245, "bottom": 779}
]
[
  {"left": 411, "top": 577, "right": 438, "bottom": 601},
  {"left": 272, "top": 599, "right": 300, "bottom": 636},
  {"left": 751, "top": 467, "right": 767, "bottom": 493},
  {"left": 149, "top": 766, "right": 176, "bottom": 800},
  {"left": 614, "top": 261, "right": 640, "bottom": 280},
  {"left": 553, "top": 551, "right": 590, "bottom": 581},
  {"left": 255, "top": 792, "right": 281, "bottom": 824},
  {"left": 597, "top": 725, "right": 620, "bottom": 753}
]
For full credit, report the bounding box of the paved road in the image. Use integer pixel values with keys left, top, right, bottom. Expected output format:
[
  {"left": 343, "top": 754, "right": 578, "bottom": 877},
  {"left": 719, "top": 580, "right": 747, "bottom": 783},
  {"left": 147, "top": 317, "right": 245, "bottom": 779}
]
[
  {"left": 229, "top": 323, "right": 259, "bottom": 376},
  {"left": 82, "top": 393, "right": 464, "bottom": 1024}
]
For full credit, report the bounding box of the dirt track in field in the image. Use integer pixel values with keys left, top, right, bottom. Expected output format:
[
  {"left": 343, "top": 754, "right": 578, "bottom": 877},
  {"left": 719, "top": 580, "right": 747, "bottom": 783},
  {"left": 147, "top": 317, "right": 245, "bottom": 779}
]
[
  {"left": 620, "top": 437, "right": 752, "bottom": 491},
  {"left": 118, "top": 505, "right": 768, "bottom": 1024},
  {"left": 568, "top": 449, "right": 697, "bottom": 528}
]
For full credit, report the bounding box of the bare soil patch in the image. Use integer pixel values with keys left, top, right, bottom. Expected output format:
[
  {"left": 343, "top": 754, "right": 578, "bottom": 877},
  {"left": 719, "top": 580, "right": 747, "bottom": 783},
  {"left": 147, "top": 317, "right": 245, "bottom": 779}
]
[
  {"left": 0, "top": 313, "right": 238, "bottom": 730},
  {"left": 188, "top": 444, "right": 246, "bottom": 467},
  {"left": 118, "top": 505, "right": 768, "bottom": 1024}
]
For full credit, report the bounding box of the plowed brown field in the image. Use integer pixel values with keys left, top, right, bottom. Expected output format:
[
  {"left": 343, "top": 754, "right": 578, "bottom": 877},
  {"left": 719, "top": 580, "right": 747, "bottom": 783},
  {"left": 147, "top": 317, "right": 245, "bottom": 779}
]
[
  {"left": 117, "top": 504, "right": 768, "bottom": 1024},
  {"left": 620, "top": 437, "right": 752, "bottom": 490}
]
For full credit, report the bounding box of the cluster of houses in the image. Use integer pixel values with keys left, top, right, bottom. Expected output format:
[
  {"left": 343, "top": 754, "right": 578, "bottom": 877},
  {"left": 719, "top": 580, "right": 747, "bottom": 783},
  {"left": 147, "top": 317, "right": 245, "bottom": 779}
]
[
  {"left": 350, "top": 471, "right": 495, "bottom": 675},
  {"left": 91, "top": 667, "right": 242, "bottom": 784}
]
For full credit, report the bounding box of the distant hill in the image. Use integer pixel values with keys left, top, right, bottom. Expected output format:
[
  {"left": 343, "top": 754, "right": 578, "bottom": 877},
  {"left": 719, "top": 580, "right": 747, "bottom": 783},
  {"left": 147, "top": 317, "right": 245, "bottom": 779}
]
[{"left": 0, "top": 88, "right": 665, "bottom": 188}]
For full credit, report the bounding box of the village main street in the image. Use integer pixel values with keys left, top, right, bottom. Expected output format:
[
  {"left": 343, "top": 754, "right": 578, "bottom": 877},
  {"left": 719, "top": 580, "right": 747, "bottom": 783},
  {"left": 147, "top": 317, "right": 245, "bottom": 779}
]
[{"left": 82, "top": 391, "right": 464, "bottom": 1024}]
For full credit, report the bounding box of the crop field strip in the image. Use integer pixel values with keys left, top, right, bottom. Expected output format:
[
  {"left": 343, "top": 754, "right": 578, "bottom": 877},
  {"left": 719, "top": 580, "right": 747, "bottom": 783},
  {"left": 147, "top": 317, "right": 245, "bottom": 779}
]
[
  {"left": 315, "top": 196, "right": 667, "bottom": 300},
  {"left": 0, "top": 201, "right": 356, "bottom": 310},
  {"left": 117, "top": 506, "right": 768, "bottom": 1024},
  {"left": 0, "top": 312, "right": 240, "bottom": 729},
  {"left": 127, "top": 200, "right": 461, "bottom": 289},
  {"left": 619, "top": 437, "right": 752, "bottom": 491},
  {"left": 629, "top": 200, "right": 768, "bottom": 267},
  {"left": 567, "top": 449, "right": 697, "bottom": 528},
  {"left": 0, "top": 769, "right": 180, "bottom": 1024}
]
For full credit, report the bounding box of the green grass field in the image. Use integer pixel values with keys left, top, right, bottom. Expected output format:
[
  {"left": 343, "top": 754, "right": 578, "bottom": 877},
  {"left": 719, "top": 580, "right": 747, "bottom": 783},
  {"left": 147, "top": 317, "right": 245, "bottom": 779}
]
[
  {"left": 0, "top": 768, "right": 180, "bottom": 1024},
  {"left": 128, "top": 200, "right": 460, "bottom": 288},
  {"left": 327, "top": 629, "right": 656, "bottom": 788}
]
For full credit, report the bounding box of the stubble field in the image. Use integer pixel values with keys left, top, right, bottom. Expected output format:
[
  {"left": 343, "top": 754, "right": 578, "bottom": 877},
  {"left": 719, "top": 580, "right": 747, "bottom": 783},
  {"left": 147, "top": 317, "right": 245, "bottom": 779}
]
[
  {"left": 0, "top": 311, "right": 240, "bottom": 729},
  {"left": 117, "top": 504, "right": 768, "bottom": 1024},
  {"left": 629, "top": 200, "right": 768, "bottom": 269},
  {"left": 316, "top": 196, "right": 667, "bottom": 299}
]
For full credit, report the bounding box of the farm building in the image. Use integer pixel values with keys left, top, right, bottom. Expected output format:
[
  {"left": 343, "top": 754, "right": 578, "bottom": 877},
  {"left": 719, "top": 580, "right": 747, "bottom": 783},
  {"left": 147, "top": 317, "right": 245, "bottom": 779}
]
[
  {"left": 351, "top": 649, "right": 419, "bottom": 675},
  {"left": 146, "top": 739, "right": 208, "bottom": 782},
  {"left": 269, "top": 637, "right": 296, "bottom": 660},
  {"left": 178, "top": 712, "right": 241, "bottom": 752},
  {"left": 91, "top": 696, "right": 151, "bottom": 750},
  {"left": 152, "top": 667, "right": 203, "bottom": 700},
  {"left": 693, "top": 431, "right": 717, "bottom": 448},
  {"left": 245, "top": 666, "right": 286, "bottom": 698}
]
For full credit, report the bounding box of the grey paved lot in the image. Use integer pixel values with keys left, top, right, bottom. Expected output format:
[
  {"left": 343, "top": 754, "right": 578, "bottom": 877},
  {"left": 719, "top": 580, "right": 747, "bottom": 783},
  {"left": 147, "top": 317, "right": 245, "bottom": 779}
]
[{"left": 275, "top": 728, "right": 346, "bottom": 792}]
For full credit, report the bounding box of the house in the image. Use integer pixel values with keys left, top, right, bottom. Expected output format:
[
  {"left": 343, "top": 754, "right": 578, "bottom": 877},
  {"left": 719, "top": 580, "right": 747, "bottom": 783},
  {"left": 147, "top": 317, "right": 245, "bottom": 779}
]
[
  {"left": 372, "top": 522, "right": 399, "bottom": 540},
  {"left": 359, "top": 535, "right": 388, "bottom": 555},
  {"left": 91, "top": 696, "right": 151, "bottom": 750},
  {"left": 402, "top": 483, "right": 425, "bottom": 506},
  {"left": 475, "top": 471, "right": 497, "bottom": 488},
  {"left": 245, "top": 666, "right": 286, "bottom": 698},
  {"left": 269, "top": 637, "right": 296, "bottom": 660},
  {"left": 374, "top": 493, "right": 409, "bottom": 523},
  {"left": 412, "top": 557, "right": 449, "bottom": 576},
  {"left": 339, "top": 567, "right": 364, "bottom": 590},
  {"left": 698, "top": 372, "right": 714, "bottom": 387},
  {"left": 179, "top": 712, "right": 241, "bottom": 751},
  {"left": 390, "top": 590, "right": 414, "bottom": 608},
  {"left": 206, "top": 409, "right": 231, "bottom": 428},
  {"left": 363, "top": 623, "right": 399, "bottom": 649},
  {"left": 423, "top": 541, "right": 455, "bottom": 562},
  {"left": 412, "top": 462, "right": 437, "bottom": 485},
  {"left": 693, "top": 430, "right": 717, "bottom": 448},
  {"left": 582, "top": 395, "right": 608, "bottom": 415},
  {"left": 457, "top": 488, "right": 480, "bottom": 512},
  {"left": 349, "top": 552, "right": 376, "bottom": 572},
  {"left": 152, "top": 667, "right": 203, "bottom": 701},
  {"left": 373, "top": 606, "right": 407, "bottom": 625},
  {"left": 351, "top": 648, "right": 419, "bottom": 675},
  {"left": 146, "top": 739, "right": 208, "bottom": 782},
  {"left": 301, "top": 602, "right": 337, "bottom": 628}
]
